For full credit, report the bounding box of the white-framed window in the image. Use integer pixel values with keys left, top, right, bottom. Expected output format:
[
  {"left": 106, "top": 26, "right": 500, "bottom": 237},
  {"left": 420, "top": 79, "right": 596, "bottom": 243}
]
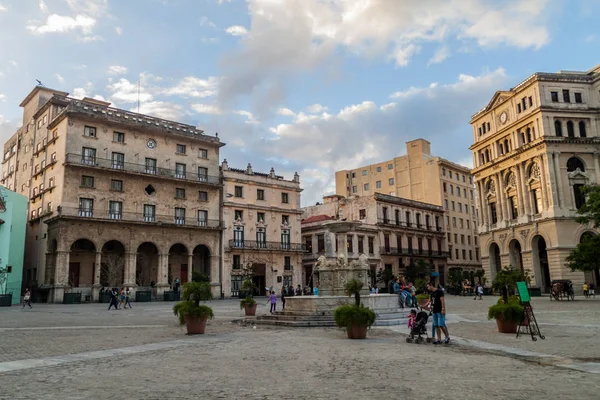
[
  {"left": 176, "top": 144, "right": 186, "bottom": 154},
  {"left": 197, "top": 210, "right": 208, "bottom": 226},
  {"left": 82, "top": 147, "right": 96, "bottom": 165},
  {"left": 109, "top": 201, "right": 122, "bottom": 220},
  {"left": 79, "top": 198, "right": 94, "bottom": 217},
  {"left": 84, "top": 126, "right": 96, "bottom": 137},
  {"left": 197, "top": 166, "right": 208, "bottom": 182},
  {"left": 143, "top": 204, "right": 156, "bottom": 222},
  {"left": 174, "top": 207, "right": 186, "bottom": 225},
  {"left": 175, "top": 163, "right": 186, "bottom": 179},
  {"left": 199, "top": 148, "right": 208, "bottom": 158}
]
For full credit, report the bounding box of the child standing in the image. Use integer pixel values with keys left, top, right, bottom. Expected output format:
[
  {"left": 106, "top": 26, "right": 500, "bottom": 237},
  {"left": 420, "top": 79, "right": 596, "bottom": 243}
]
[
  {"left": 408, "top": 309, "right": 417, "bottom": 330},
  {"left": 269, "top": 291, "right": 277, "bottom": 313},
  {"left": 22, "top": 288, "right": 32, "bottom": 309}
]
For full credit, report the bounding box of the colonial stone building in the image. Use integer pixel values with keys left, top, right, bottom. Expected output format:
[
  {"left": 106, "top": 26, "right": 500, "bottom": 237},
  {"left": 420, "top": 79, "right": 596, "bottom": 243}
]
[
  {"left": 335, "top": 139, "right": 480, "bottom": 276},
  {"left": 470, "top": 64, "right": 600, "bottom": 291},
  {"left": 302, "top": 193, "right": 447, "bottom": 286},
  {"left": 1, "top": 86, "right": 224, "bottom": 301},
  {"left": 221, "top": 161, "right": 304, "bottom": 296}
]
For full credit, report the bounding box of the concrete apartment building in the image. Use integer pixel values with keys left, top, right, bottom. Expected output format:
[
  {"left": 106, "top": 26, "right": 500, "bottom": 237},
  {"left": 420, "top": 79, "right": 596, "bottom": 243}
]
[
  {"left": 221, "top": 161, "right": 304, "bottom": 296},
  {"left": 335, "top": 139, "right": 481, "bottom": 278},
  {"left": 470, "top": 64, "right": 600, "bottom": 291},
  {"left": 1, "top": 86, "right": 224, "bottom": 302},
  {"left": 302, "top": 193, "right": 447, "bottom": 286}
]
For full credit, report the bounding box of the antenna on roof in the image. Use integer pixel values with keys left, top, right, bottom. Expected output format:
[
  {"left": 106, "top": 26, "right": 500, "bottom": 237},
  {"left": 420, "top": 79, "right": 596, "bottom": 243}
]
[
  {"left": 36, "top": 79, "right": 44, "bottom": 87},
  {"left": 137, "top": 80, "right": 140, "bottom": 113}
]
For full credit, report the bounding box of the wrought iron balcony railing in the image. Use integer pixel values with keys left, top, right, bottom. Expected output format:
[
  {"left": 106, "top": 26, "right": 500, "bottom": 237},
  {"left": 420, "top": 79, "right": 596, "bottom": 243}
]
[
  {"left": 377, "top": 218, "right": 443, "bottom": 232},
  {"left": 228, "top": 239, "right": 306, "bottom": 252},
  {"left": 379, "top": 246, "right": 449, "bottom": 258},
  {"left": 65, "top": 153, "right": 221, "bottom": 185},
  {"left": 56, "top": 206, "right": 221, "bottom": 228}
]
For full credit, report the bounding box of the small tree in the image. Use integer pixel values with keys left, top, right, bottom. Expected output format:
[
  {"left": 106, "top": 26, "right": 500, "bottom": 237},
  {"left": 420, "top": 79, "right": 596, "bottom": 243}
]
[
  {"left": 492, "top": 265, "right": 531, "bottom": 301},
  {"left": 447, "top": 268, "right": 464, "bottom": 293},
  {"left": 101, "top": 252, "right": 124, "bottom": 287},
  {"left": 345, "top": 279, "right": 363, "bottom": 306},
  {"left": 565, "top": 184, "right": 600, "bottom": 276},
  {"left": 405, "top": 259, "right": 431, "bottom": 283}
]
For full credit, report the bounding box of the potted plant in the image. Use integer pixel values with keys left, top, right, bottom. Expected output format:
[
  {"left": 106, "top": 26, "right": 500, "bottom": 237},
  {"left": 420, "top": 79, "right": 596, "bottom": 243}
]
[
  {"left": 172, "top": 282, "right": 214, "bottom": 334},
  {"left": 240, "top": 296, "right": 257, "bottom": 316},
  {"left": 333, "top": 279, "right": 376, "bottom": 339},
  {"left": 487, "top": 296, "right": 523, "bottom": 333},
  {"left": 0, "top": 266, "right": 12, "bottom": 307},
  {"left": 416, "top": 293, "right": 430, "bottom": 308}
]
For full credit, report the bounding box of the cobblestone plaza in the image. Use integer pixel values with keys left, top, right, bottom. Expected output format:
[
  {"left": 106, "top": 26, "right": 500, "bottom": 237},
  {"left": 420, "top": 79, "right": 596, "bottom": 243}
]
[{"left": 0, "top": 296, "right": 598, "bottom": 399}]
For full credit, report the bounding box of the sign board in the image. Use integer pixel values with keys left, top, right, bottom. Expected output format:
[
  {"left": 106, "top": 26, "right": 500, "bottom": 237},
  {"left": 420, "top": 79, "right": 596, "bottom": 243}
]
[{"left": 516, "top": 281, "right": 530, "bottom": 303}]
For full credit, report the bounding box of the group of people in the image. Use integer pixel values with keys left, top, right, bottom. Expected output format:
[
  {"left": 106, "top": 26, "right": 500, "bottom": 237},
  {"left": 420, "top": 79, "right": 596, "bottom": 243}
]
[
  {"left": 406, "top": 281, "right": 450, "bottom": 345},
  {"left": 583, "top": 282, "right": 596, "bottom": 298},
  {"left": 101, "top": 287, "right": 132, "bottom": 310},
  {"left": 387, "top": 277, "right": 418, "bottom": 308},
  {"left": 264, "top": 284, "right": 318, "bottom": 313},
  {"left": 473, "top": 283, "right": 484, "bottom": 300}
]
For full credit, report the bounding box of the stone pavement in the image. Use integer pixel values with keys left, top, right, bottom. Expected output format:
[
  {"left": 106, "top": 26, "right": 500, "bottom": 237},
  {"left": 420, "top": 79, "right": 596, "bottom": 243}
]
[{"left": 0, "top": 297, "right": 598, "bottom": 399}]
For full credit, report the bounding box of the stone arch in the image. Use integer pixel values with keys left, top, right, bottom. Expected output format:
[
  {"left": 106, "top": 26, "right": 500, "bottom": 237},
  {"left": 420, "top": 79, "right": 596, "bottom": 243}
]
[
  {"left": 531, "top": 235, "right": 551, "bottom": 291},
  {"left": 168, "top": 243, "right": 189, "bottom": 286},
  {"left": 136, "top": 242, "right": 159, "bottom": 287},
  {"left": 100, "top": 240, "right": 126, "bottom": 288},
  {"left": 508, "top": 239, "right": 524, "bottom": 271},
  {"left": 192, "top": 244, "right": 211, "bottom": 282},
  {"left": 488, "top": 242, "right": 501, "bottom": 282},
  {"left": 566, "top": 156, "right": 586, "bottom": 172},
  {"left": 567, "top": 120, "right": 575, "bottom": 137},
  {"left": 69, "top": 239, "right": 97, "bottom": 288}
]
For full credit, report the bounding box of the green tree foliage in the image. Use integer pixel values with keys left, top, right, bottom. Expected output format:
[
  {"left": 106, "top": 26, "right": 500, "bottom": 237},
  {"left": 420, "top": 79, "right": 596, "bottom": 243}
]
[
  {"left": 404, "top": 259, "right": 431, "bottom": 283},
  {"left": 566, "top": 184, "right": 600, "bottom": 273},
  {"left": 492, "top": 266, "right": 530, "bottom": 293},
  {"left": 344, "top": 279, "right": 363, "bottom": 306}
]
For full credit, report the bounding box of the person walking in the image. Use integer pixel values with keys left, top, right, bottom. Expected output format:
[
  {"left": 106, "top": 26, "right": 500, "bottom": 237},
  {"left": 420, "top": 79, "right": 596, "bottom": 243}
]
[
  {"left": 22, "top": 288, "right": 32, "bottom": 309},
  {"left": 108, "top": 288, "right": 119, "bottom": 310},
  {"left": 268, "top": 290, "right": 277, "bottom": 314},
  {"left": 124, "top": 288, "right": 132, "bottom": 309},
  {"left": 589, "top": 282, "right": 595, "bottom": 298},
  {"left": 426, "top": 281, "right": 450, "bottom": 344},
  {"left": 583, "top": 282, "right": 589, "bottom": 298},
  {"left": 280, "top": 286, "right": 286, "bottom": 310}
]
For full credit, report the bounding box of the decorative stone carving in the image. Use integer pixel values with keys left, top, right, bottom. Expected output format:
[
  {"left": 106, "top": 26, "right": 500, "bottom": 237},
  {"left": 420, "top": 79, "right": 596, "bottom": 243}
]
[
  {"left": 519, "top": 229, "right": 530, "bottom": 240},
  {"left": 507, "top": 172, "right": 517, "bottom": 187},
  {"left": 498, "top": 233, "right": 507, "bottom": 244},
  {"left": 487, "top": 180, "right": 496, "bottom": 195},
  {"left": 530, "top": 163, "right": 541, "bottom": 179}
]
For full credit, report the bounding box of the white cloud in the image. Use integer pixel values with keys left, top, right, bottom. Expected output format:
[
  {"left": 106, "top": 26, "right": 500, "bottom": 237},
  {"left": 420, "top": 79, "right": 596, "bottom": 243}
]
[
  {"left": 427, "top": 46, "right": 450, "bottom": 66},
  {"left": 106, "top": 78, "right": 153, "bottom": 103},
  {"left": 200, "top": 16, "right": 216, "bottom": 28},
  {"left": 235, "top": 110, "right": 259, "bottom": 124},
  {"left": 39, "top": 0, "right": 48, "bottom": 13},
  {"left": 200, "top": 36, "right": 220, "bottom": 44},
  {"left": 27, "top": 14, "right": 96, "bottom": 35},
  {"left": 0, "top": 94, "right": 6, "bottom": 102},
  {"left": 77, "top": 34, "right": 103, "bottom": 42},
  {"left": 115, "top": 26, "right": 123, "bottom": 35},
  {"left": 55, "top": 74, "right": 65, "bottom": 84},
  {"left": 0, "top": 4, "right": 6, "bottom": 12},
  {"left": 191, "top": 104, "right": 223, "bottom": 115},
  {"left": 107, "top": 65, "right": 128, "bottom": 75},
  {"left": 306, "top": 104, "right": 327, "bottom": 114},
  {"left": 163, "top": 76, "right": 219, "bottom": 98},
  {"left": 277, "top": 107, "right": 295, "bottom": 117},
  {"left": 136, "top": 101, "right": 186, "bottom": 120},
  {"left": 218, "top": 0, "right": 551, "bottom": 110},
  {"left": 225, "top": 25, "right": 248, "bottom": 36}
]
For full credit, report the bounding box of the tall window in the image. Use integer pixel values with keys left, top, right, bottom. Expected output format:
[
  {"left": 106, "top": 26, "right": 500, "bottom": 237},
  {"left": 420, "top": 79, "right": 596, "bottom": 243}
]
[
  {"left": 579, "top": 121, "right": 587, "bottom": 137},
  {"left": 382, "top": 207, "right": 389, "bottom": 223},
  {"left": 417, "top": 237, "right": 423, "bottom": 254},
  {"left": 368, "top": 237, "right": 374, "bottom": 254},
  {"left": 174, "top": 207, "right": 186, "bottom": 225},
  {"left": 405, "top": 211, "right": 411, "bottom": 227},
  {"left": 175, "top": 163, "right": 186, "bottom": 179},
  {"left": 305, "top": 236, "right": 313, "bottom": 252},
  {"left": 416, "top": 213, "right": 421, "bottom": 228},
  {"left": 347, "top": 236, "right": 353, "bottom": 253},
  {"left": 109, "top": 201, "right": 122, "bottom": 220},
  {"left": 562, "top": 89, "right": 570, "bottom": 103},
  {"left": 574, "top": 184, "right": 586, "bottom": 209},
  {"left": 407, "top": 236, "right": 413, "bottom": 254},
  {"left": 358, "top": 236, "right": 364, "bottom": 253},
  {"left": 532, "top": 190, "right": 542, "bottom": 214},
  {"left": 567, "top": 121, "right": 575, "bottom": 138},
  {"left": 257, "top": 189, "right": 265, "bottom": 200},
  {"left": 143, "top": 204, "right": 156, "bottom": 222},
  {"left": 176, "top": 144, "right": 186, "bottom": 154},
  {"left": 256, "top": 228, "right": 266, "bottom": 248},
  {"left": 389, "top": 178, "right": 394, "bottom": 185},
  {"left": 555, "top": 120, "right": 562, "bottom": 137},
  {"left": 281, "top": 192, "right": 289, "bottom": 203},
  {"left": 376, "top": 181, "right": 382, "bottom": 189},
  {"left": 284, "top": 256, "right": 292, "bottom": 271},
  {"left": 317, "top": 234, "right": 325, "bottom": 252},
  {"left": 280, "top": 230, "right": 290, "bottom": 249},
  {"left": 509, "top": 196, "right": 518, "bottom": 219},
  {"left": 111, "top": 152, "right": 124, "bottom": 170},
  {"left": 234, "top": 226, "right": 244, "bottom": 247},
  {"left": 145, "top": 158, "right": 157, "bottom": 174},
  {"left": 490, "top": 202, "right": 498, "bottom": 224},
  {"left": 233, "top": 255, "right": 241, "bottom": 270},
  {"left": 551, "top": 91, "right": 558, "bottom": 102},
  {"left": 79, "top": 198, "right": 93, "bottom": 217},
  {"left": 197, "top": 167, "right": 208, "bottom": 182},
  {"left": 82, "top": 147, "right": 96, "bottom": 165},
  {"left": 395, "top": 209, "right": 400, "bottom": 225},
  {"left": 235, "top": 186, "right": 243, "bottom": 197}
]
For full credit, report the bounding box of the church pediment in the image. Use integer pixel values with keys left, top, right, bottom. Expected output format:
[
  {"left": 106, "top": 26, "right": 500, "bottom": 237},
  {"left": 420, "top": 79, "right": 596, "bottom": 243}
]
[{"left": 485, "top": 91, "right": 513, "bottom": 112}]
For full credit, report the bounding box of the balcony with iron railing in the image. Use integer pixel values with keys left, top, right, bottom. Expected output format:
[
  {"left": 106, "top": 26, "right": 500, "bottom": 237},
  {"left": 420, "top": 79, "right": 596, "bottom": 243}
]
[
  {"left": 228, "top": 239, "right": 306, "bottom": 252},
  {"left": 379, "top": 246, "right": 449, "bottom": 258},
  {"left": 54, "top": 206, "right": 221, "bottom": 228},
  {"left": 64, "top": 153, "right": 221, "bottom": 185},
  {"left": 377, "top": 218, "right": 443, "bottom": 232}
]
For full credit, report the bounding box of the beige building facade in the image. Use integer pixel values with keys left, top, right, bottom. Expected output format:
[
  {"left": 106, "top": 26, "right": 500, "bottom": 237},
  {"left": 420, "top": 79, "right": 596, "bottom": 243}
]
[
  {"left": 1, "top": 86, "right": 224, "bottom": 301},
  {"left": 335, "top": 139, "right": 481, "bottom": 278},
  {"left": 221, "top": 161, "right": 304, "bottom": 297},
  {"left": 470, "top": 64, "right": 600, "bottom": 291},
  {"left": 302, "top": 193, "right": 447, "bottom": 286}
]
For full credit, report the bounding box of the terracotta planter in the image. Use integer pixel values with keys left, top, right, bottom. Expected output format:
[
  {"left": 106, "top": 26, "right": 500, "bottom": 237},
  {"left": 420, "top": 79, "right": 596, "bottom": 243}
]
[
  {"left": 244, "top": 304, "right": 258, "bottom": 316},
  {"left": 346, "top": 324, "right": 368, "bottom": 339},
  {"left": 184, "top": 315, "right": 208, "bottom": 335},
  {"left": 495, "top": 317, "right": 518, "bottom": 334}
]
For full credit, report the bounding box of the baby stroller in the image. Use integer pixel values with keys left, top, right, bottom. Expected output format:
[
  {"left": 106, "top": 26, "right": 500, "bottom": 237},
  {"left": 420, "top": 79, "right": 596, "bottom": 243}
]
[{"left": 406, "top": 310, "right": 431, "bottom": 344}]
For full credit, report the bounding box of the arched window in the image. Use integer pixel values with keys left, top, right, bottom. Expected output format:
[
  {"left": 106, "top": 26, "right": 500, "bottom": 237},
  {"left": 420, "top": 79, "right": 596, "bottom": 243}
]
[
  {"left": 567, "top": 121, "right": 575, "bottom": 138},
  {"left": 579, "top": 121, "right": 586, "bottom": 138},
  {"left": 526, "top": 127, "right": 532, "bottom": 142},
  {"left": 504, "top": 139, "right": 509, "bottom": 153},
  {"left": 479, "top": 153, "right": 485, "bottom": 166},
  {"left": 520, "top": 131, "right": 526, "bottom": 145},
  {"left": 555, "top": 120, "right": 562, "bottom": 136},
  {"left": 498, "top": 143, "right": 504, "bottom": 155},
  {"left": 566, "top": 157, "right": 585, "bottom": 172},
  {"left": 485, "top": 149, "right": 490, "bottom": 163}
]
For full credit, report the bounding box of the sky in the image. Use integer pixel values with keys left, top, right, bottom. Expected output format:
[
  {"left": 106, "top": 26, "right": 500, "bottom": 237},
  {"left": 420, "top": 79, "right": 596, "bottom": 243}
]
[{"left": 1, "top": 0, "right": 599, "bottom": 206}]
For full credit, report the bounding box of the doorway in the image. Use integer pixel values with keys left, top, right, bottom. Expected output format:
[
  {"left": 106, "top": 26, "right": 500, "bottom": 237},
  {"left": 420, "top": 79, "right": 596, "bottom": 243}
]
[{"left": 253, "top": 264, "right": 266, "bottom": 296}]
